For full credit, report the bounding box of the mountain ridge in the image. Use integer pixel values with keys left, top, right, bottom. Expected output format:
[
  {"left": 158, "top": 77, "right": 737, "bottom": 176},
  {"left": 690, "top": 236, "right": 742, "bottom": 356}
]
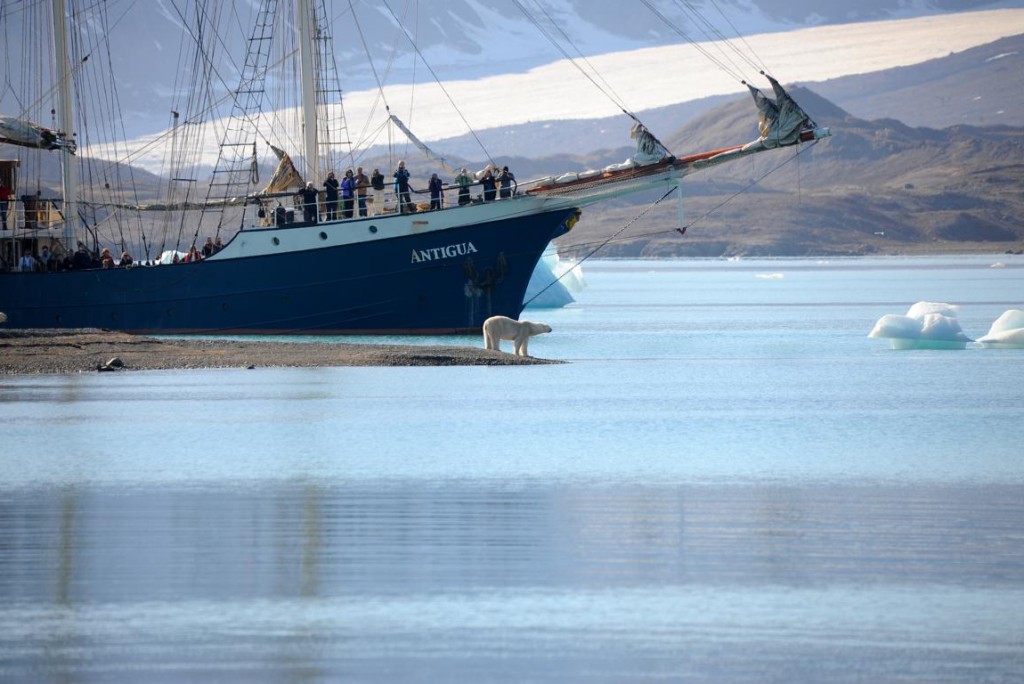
[
  {"left": 553, "top": 86, "right": 1024, "bottom": 257},
  {"left": 3, "top": 8, "right": 1022, "bottom": 257}
]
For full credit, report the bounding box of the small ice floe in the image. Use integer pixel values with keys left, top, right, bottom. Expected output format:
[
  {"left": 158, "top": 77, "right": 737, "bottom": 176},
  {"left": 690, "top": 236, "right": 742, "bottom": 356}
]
[
  {"left": 755, "top": 273, "right": 784, "bottom": 280},
  {"left": 990, "top": 262, "right": 1006, "bottom": 269},
  {"left": 868, "top": 301, "right": 972, "bottom": 350},
  {"left": 977, "top": 309, "right": 1024, "bottom": 349}
]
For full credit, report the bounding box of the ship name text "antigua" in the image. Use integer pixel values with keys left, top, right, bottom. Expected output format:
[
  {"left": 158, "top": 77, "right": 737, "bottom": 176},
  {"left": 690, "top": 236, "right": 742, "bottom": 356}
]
[{"left": 409, "top": 242, "right": 478, "bottom": 264}]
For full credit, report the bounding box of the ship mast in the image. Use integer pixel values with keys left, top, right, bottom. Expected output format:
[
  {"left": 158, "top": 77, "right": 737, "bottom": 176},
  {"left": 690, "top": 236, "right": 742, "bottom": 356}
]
[
  {"left": 295, "top": 0, "right": 319, "bottom": 183},
  {"left": 52, "top": 0, "right": 77, "bottom": 247}
]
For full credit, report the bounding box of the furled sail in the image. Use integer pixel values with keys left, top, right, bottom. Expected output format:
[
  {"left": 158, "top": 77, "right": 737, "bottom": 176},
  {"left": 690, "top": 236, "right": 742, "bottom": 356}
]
[
  {"left": 261, "top": 144, "right": 304, "bottom": 194},
  {"left": 630, "top": 122, "right": 672, "bottom": 164},
  {"left": 745, "top": 74, "right": 815, "bottom": 149},
  {"left": 0, "top": 116, "right": 76, "bottom": 153},
  {"left": 390, "top": 115, "right": 458, "bottom": 174}
]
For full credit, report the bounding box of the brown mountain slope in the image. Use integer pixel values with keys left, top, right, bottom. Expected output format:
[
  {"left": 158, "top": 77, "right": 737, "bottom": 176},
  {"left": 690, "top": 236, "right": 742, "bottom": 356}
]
[{"left": 554, "top": 87, "right": 1024, "bottom": 257}]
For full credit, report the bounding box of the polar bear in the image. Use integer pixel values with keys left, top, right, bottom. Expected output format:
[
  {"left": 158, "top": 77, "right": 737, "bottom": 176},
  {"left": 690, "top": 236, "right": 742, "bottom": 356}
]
[{"left": 482, "top": 315, "right": 551, "bottom": 357}]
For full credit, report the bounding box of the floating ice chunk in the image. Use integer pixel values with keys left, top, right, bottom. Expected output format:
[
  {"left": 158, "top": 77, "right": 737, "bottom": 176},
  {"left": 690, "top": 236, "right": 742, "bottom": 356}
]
[
  {"left": 869, "top": 314, "right": 922, "bottom": 339},
  {"left": 977, "top": 309, "right": 1024, "bottom": 348},
  {"left": 906, "top": 301, "right": 959, "bottom": 319},
  {"left": 919, "top": 313, "right": 970, "bottom": 343},
  {"left": 755, "top": 273, "right": 784, "bottom": 280},
  {"left": 990, "top": 262, "right": 1006, "bottom": 269},
  {"left": 868, "top": 301, "right": 972, "bottom": 350}
]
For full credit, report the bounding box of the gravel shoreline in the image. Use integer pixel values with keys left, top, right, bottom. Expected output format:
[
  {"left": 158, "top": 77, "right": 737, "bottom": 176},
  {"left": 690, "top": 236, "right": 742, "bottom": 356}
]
[{"left": 0, "top": 329, "right": 559, "bottom": 375}]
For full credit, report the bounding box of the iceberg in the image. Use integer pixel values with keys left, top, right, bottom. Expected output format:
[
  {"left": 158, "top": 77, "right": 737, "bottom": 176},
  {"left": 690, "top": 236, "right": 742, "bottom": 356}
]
[
  {"left": 977, "top": 309, "right": 1024, "bottom": 349},
  {"left": 868, "top": 301, "right": 972, "bottom": 350},
  {"left": 524, "top": 245, "right": 586, "bottom": 309}
]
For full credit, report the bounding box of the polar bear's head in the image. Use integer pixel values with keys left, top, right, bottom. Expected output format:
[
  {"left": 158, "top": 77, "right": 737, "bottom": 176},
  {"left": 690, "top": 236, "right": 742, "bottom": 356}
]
[{"left": 523, "top": 321, "right": 551, "bottom": 335}]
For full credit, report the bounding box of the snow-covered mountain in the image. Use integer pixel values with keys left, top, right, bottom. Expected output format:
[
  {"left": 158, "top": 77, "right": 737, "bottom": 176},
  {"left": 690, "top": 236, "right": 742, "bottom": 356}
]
[
  {"left": 117, "top": 2, "right": 1024, "bottom": 95},
  {"left": 2, "top": 0, "right": 1022, "bottom": 170},
  {"left": 3, "top": 1, "right": 1017, "bottom": 126}
]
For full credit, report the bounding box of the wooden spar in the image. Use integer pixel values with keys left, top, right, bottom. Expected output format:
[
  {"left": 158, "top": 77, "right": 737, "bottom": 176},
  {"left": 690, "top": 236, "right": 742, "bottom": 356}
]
[
  {"left": 52, "top": 0, "right": 77, "bottom": 246},
  {"left": 295, "top": 0, "right": 319, "bottom": 184}
]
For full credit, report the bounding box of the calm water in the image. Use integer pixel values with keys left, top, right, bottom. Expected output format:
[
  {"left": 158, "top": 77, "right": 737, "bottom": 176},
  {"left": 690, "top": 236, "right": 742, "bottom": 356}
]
[{"left": 2, "top": 256, "right": 1023, "bottom": 682}]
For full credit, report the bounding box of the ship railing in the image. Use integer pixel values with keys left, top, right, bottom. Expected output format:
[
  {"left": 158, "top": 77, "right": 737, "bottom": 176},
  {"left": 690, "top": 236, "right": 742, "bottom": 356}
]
[
  {"left": 240, "top": 183, "right": 543, "bottom": 227},
  {"left": 0, "top": 194, "right": 66, "bottom": 233}
]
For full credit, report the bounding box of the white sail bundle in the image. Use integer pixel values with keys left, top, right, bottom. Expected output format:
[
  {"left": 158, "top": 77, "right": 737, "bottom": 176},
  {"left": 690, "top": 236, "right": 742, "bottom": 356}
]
[
  {"left": 630, "top": 122, "right": 672, "bottom": 164},
  {"left": 745, "top": 74, "right": 815, "bottom": 150},
  {"left": 0, "top": 116, "right": 75, "bottom": 153},
  {"left": 261, "top": 145, "right": 305, "bottom": 195}
]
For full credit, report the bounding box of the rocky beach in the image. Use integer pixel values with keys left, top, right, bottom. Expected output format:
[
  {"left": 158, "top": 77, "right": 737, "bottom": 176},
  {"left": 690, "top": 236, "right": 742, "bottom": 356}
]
[{"left": 0, "top": 329, "right": 555, "bottom": 375}]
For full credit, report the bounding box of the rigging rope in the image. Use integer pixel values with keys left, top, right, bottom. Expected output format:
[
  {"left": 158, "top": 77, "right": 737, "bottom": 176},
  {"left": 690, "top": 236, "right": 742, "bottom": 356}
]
[
  {"left": 704, "top": 0, "right": 770, "bottom": 74},
  {"left": 639, "top": 0, "right": 757, "bottom": 83},
  {"left": 675, "top": 0, "right": 764, "bottom": 76},
  {"left": 547, "top": 140, "right": 821, "bottom": 261},
  {"left": 523, "top": 185, "right": 678, "bottom": 308},
  {"left": 512, "top": 0, "right": 638, "bottom": 123},
  {"left": 380, "top": 0, "right": 494, "bottom": 165},
  {"left": 347, "top": 0, "right": 394, "bottom": 158}
]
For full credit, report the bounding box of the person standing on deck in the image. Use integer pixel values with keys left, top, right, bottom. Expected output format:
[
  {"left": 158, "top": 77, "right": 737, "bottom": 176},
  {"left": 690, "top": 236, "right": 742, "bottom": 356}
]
[
  {"left": 498, "top": 166, "right": 516, "bottom": 199},
  {"left": 355, "top": 167, "right": 370, "bottom": 217},
  {"left": 323, "top": 172, "right": 340, "bottom": 220},
  {"left": 0, "top": 180, "right": 11, "bottom": 231},
  {"left": 18, "top": 251, "right": 35, "bottom": 272},
  {"left": 428, "top": 173, "right": 444, "bottom": 211},
  {"left": 455, "top": 168, "right": 472, "bottom": 206},
  {"left": 298, "top": 182, "right": 319, "bottom": 223},
  {"left": 481, "top": 168, "right": 497, "bottom": 202},
  {"left": 370, "top": 168, "right": 385, "bottom": 214},
  {"left": 340, "top": 169, "right": 356, "bottom": 219},
  {"left": 393, "top": 161, "right": 412, "bottom": 214}
]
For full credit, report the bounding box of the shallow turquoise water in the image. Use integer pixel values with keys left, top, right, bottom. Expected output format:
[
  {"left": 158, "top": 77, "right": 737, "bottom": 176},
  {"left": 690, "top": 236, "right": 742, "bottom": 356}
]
[{"left": 2, "top": 256, "right": 1022, "bottom": 682}]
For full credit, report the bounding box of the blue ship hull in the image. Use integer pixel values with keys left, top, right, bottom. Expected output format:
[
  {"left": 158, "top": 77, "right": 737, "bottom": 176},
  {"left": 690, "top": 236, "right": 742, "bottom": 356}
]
[{"left": 0, "top": 206, "right": 577, "bottom": 334}]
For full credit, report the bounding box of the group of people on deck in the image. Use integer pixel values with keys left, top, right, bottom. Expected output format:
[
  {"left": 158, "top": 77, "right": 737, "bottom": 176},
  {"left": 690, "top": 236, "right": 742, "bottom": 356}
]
[
  {"left": 289, "top": 163, "right": 517, "bottom": 223},
  {"left": 9, "top": 235, "right": 225, "bottom": 272},
  {"left": 12, "top": 243, "right": 129, "bottom": 272},
  {"left": 296, "top": 167, "right": 380, "bottom": 224}
]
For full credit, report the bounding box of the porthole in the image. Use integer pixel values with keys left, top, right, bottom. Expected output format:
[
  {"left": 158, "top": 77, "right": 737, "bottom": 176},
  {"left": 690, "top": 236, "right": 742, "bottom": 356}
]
[
  {"left": 319, "top": 231, "right": 328, "bottom": 240},
  {"left": 272, "top": 237, "right": 280, "bottom": 246},
  {"left": 368, "top": 225, "right": 378, "bottom": 233}
]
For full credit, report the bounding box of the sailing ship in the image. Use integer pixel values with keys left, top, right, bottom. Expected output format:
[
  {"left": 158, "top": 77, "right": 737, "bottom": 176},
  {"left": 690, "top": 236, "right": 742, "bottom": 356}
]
[{"left": 0, "top": 1, "right": 829, "bottom": 335}]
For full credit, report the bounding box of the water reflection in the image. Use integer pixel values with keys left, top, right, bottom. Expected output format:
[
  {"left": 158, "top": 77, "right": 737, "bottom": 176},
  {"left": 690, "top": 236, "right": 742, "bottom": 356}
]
[
  {"left": 4, "top": 481, "right": 1022, "bottom": 603},
  {"left": 2, "top": 480, "right": 1023, "bottom": 681}
]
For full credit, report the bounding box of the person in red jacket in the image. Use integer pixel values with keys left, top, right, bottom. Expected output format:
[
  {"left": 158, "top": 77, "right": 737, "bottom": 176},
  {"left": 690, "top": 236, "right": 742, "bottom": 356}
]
[{"left": 0, "top": 179, "right": 11, "bottom": 231}]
